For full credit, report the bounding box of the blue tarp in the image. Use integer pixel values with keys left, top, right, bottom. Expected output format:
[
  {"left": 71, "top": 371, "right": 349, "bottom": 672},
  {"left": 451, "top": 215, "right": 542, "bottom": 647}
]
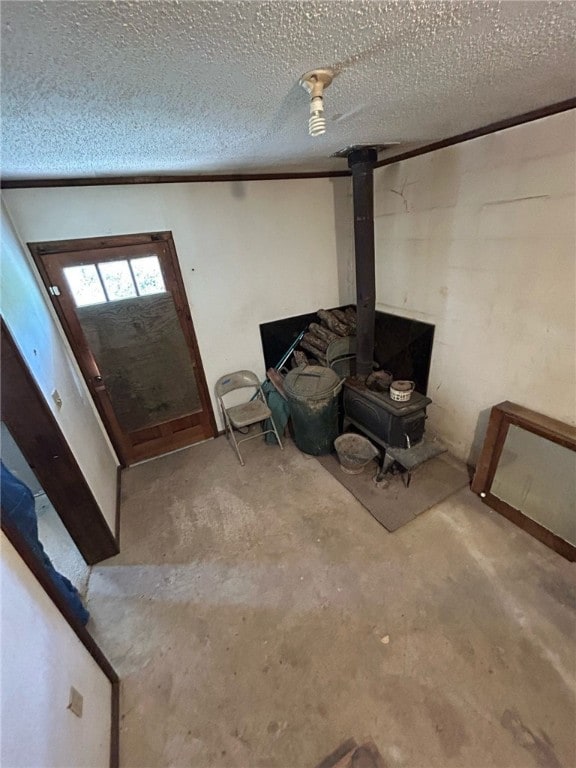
[{"left": 1, "top": 462, "right": 90, "bottom": 625}]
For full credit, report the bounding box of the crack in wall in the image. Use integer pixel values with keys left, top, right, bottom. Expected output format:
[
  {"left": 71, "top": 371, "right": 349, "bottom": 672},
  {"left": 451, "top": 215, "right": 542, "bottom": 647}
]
[{"left": 389, "top": 185, "right": 410, "bottom": 213}]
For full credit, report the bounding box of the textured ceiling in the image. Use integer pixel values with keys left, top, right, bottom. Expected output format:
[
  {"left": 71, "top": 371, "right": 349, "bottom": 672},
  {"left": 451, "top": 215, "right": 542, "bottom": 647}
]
[{"left": 1, "top": 1, "right": 575, "bottom": 179}]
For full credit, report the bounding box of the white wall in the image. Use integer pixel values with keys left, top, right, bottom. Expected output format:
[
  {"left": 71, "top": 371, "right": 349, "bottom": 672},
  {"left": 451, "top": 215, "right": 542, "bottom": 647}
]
[
  {"left": 0, "top": 203, "right": 119, "bottom": 530},
  {"left": 374, "top": 110, "right": 576, "bottom": 464},
  {"left": 0, "top": 532, "right": 111, "bottom": 768},
  {"left": 3, "top": 178, "right": 343, "bottom": 428}
]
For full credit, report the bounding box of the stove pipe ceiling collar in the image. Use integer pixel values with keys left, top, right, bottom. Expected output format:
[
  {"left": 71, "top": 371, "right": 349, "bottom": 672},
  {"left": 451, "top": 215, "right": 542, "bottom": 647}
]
[{"left": 299, "top": 68, "right": 334, "bottom": 137}]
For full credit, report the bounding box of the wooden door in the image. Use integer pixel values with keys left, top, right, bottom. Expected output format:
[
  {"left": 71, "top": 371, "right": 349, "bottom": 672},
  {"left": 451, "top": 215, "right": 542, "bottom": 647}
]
[{"left": 30, "top": 232, "right": 216, "bottom": 466}]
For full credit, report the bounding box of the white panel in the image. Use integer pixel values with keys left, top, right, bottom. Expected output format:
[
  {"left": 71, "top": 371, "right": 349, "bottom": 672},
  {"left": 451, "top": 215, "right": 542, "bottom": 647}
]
[
  {"left": 373, "top": 110, "right": 576, "bottom": 464},
  {"left": 2, "top": 178, "right": 342, "bottom": 429},
  {"left": 0, "top": 202, "right": 119, "bottom": 530},
  {"left": 0, "top": 533, "right": 111, "bottom": 768}
]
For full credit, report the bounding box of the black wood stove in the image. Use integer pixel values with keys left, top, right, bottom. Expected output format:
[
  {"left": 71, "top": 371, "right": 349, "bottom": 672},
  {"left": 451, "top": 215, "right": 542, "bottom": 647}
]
[
  {"left": 343, "top": 147, "right": 434, "bottom": 467},
  {"left": 343, "top": 379, "right": 431, "bottom": 451}
]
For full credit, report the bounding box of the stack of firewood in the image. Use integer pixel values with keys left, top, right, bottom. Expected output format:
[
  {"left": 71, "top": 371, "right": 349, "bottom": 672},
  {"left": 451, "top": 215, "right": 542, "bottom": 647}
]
[{"left": 295, "top": 306, "right": 357, "bottom": 367}]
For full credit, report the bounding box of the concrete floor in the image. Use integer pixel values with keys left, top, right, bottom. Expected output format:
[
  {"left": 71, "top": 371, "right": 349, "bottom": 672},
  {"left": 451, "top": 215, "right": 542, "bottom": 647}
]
[{"left": 87, "top": 436, "right": 576, "bottom": 768}]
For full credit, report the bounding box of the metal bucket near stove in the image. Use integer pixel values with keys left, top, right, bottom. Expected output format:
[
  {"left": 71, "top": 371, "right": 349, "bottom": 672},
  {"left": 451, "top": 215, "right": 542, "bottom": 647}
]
[{"left": 334, "top": 433, "right": 379, "bottom": 474}]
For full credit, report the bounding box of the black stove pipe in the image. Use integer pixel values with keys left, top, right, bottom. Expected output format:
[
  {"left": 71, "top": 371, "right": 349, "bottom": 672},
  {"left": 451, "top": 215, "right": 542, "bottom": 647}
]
[{"left": 348, "top": 147, "right": 378, "bottom": 379}]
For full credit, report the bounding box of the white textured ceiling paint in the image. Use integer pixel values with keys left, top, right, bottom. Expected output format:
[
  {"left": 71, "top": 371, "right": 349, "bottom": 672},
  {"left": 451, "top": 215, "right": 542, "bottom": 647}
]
[{"left": 1, "top": 1, "right": 575, "bottom": 178}]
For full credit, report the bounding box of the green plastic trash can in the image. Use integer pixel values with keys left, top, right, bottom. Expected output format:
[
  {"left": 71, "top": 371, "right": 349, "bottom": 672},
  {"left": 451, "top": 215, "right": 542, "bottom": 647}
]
[{"left": 284, "top": 366, "right": 343, "bottom": 455}]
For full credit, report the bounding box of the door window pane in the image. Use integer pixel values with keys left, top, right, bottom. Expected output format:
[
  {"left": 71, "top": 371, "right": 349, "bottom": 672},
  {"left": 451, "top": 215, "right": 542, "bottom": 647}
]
[
  {"left": 64, "top": 265, "right": 106, "bottom": 307},
  {"left": 97, "top": 260, "right": 137, "bottom": 301},
  {"left": 131, "top": 256, "right": 166, "bottom": 296},
  {"left": 77, "top": 294, "right": 201, "bottom": 431}
]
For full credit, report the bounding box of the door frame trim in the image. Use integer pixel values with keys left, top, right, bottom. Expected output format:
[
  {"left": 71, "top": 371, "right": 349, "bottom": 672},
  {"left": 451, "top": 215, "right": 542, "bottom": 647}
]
[
  {"left": 1, "top": 320, "right": 119, "bottom": 563},
  {"left": 29, "top": 231, "right": 217, "bottom": 466}
]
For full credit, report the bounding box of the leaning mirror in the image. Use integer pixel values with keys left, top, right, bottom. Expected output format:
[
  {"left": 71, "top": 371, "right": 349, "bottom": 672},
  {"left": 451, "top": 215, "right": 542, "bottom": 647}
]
[{"left": 472, "top": 401, "right": 576, "bottom": 561}]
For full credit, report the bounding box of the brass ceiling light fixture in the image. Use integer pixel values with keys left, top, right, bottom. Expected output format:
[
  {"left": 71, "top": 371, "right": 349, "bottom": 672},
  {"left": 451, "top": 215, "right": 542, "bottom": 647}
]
[{"left": 299, "top": 68, "right": 334, "bottom": 137}]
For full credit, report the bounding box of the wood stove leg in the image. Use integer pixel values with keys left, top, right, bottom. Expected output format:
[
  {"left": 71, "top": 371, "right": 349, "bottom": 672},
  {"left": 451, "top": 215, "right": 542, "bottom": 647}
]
[
  {"left": 375, "top": 452, "right": 386, "bottom": 482},
  {"left": 375, "top": 451, "right": 394, "bottom": 482}
]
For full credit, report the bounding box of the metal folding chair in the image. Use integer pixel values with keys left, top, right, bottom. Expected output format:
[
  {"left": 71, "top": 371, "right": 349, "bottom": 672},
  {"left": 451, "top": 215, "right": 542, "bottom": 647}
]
[{"left": 215, "top": 370, "right": 283, "bottom": 466}]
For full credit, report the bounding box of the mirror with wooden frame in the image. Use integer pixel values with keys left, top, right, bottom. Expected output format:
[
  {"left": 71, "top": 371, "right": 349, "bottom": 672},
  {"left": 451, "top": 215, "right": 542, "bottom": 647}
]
[{"left": 472, "top": 401, "right": 576, "bottom": 562}]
